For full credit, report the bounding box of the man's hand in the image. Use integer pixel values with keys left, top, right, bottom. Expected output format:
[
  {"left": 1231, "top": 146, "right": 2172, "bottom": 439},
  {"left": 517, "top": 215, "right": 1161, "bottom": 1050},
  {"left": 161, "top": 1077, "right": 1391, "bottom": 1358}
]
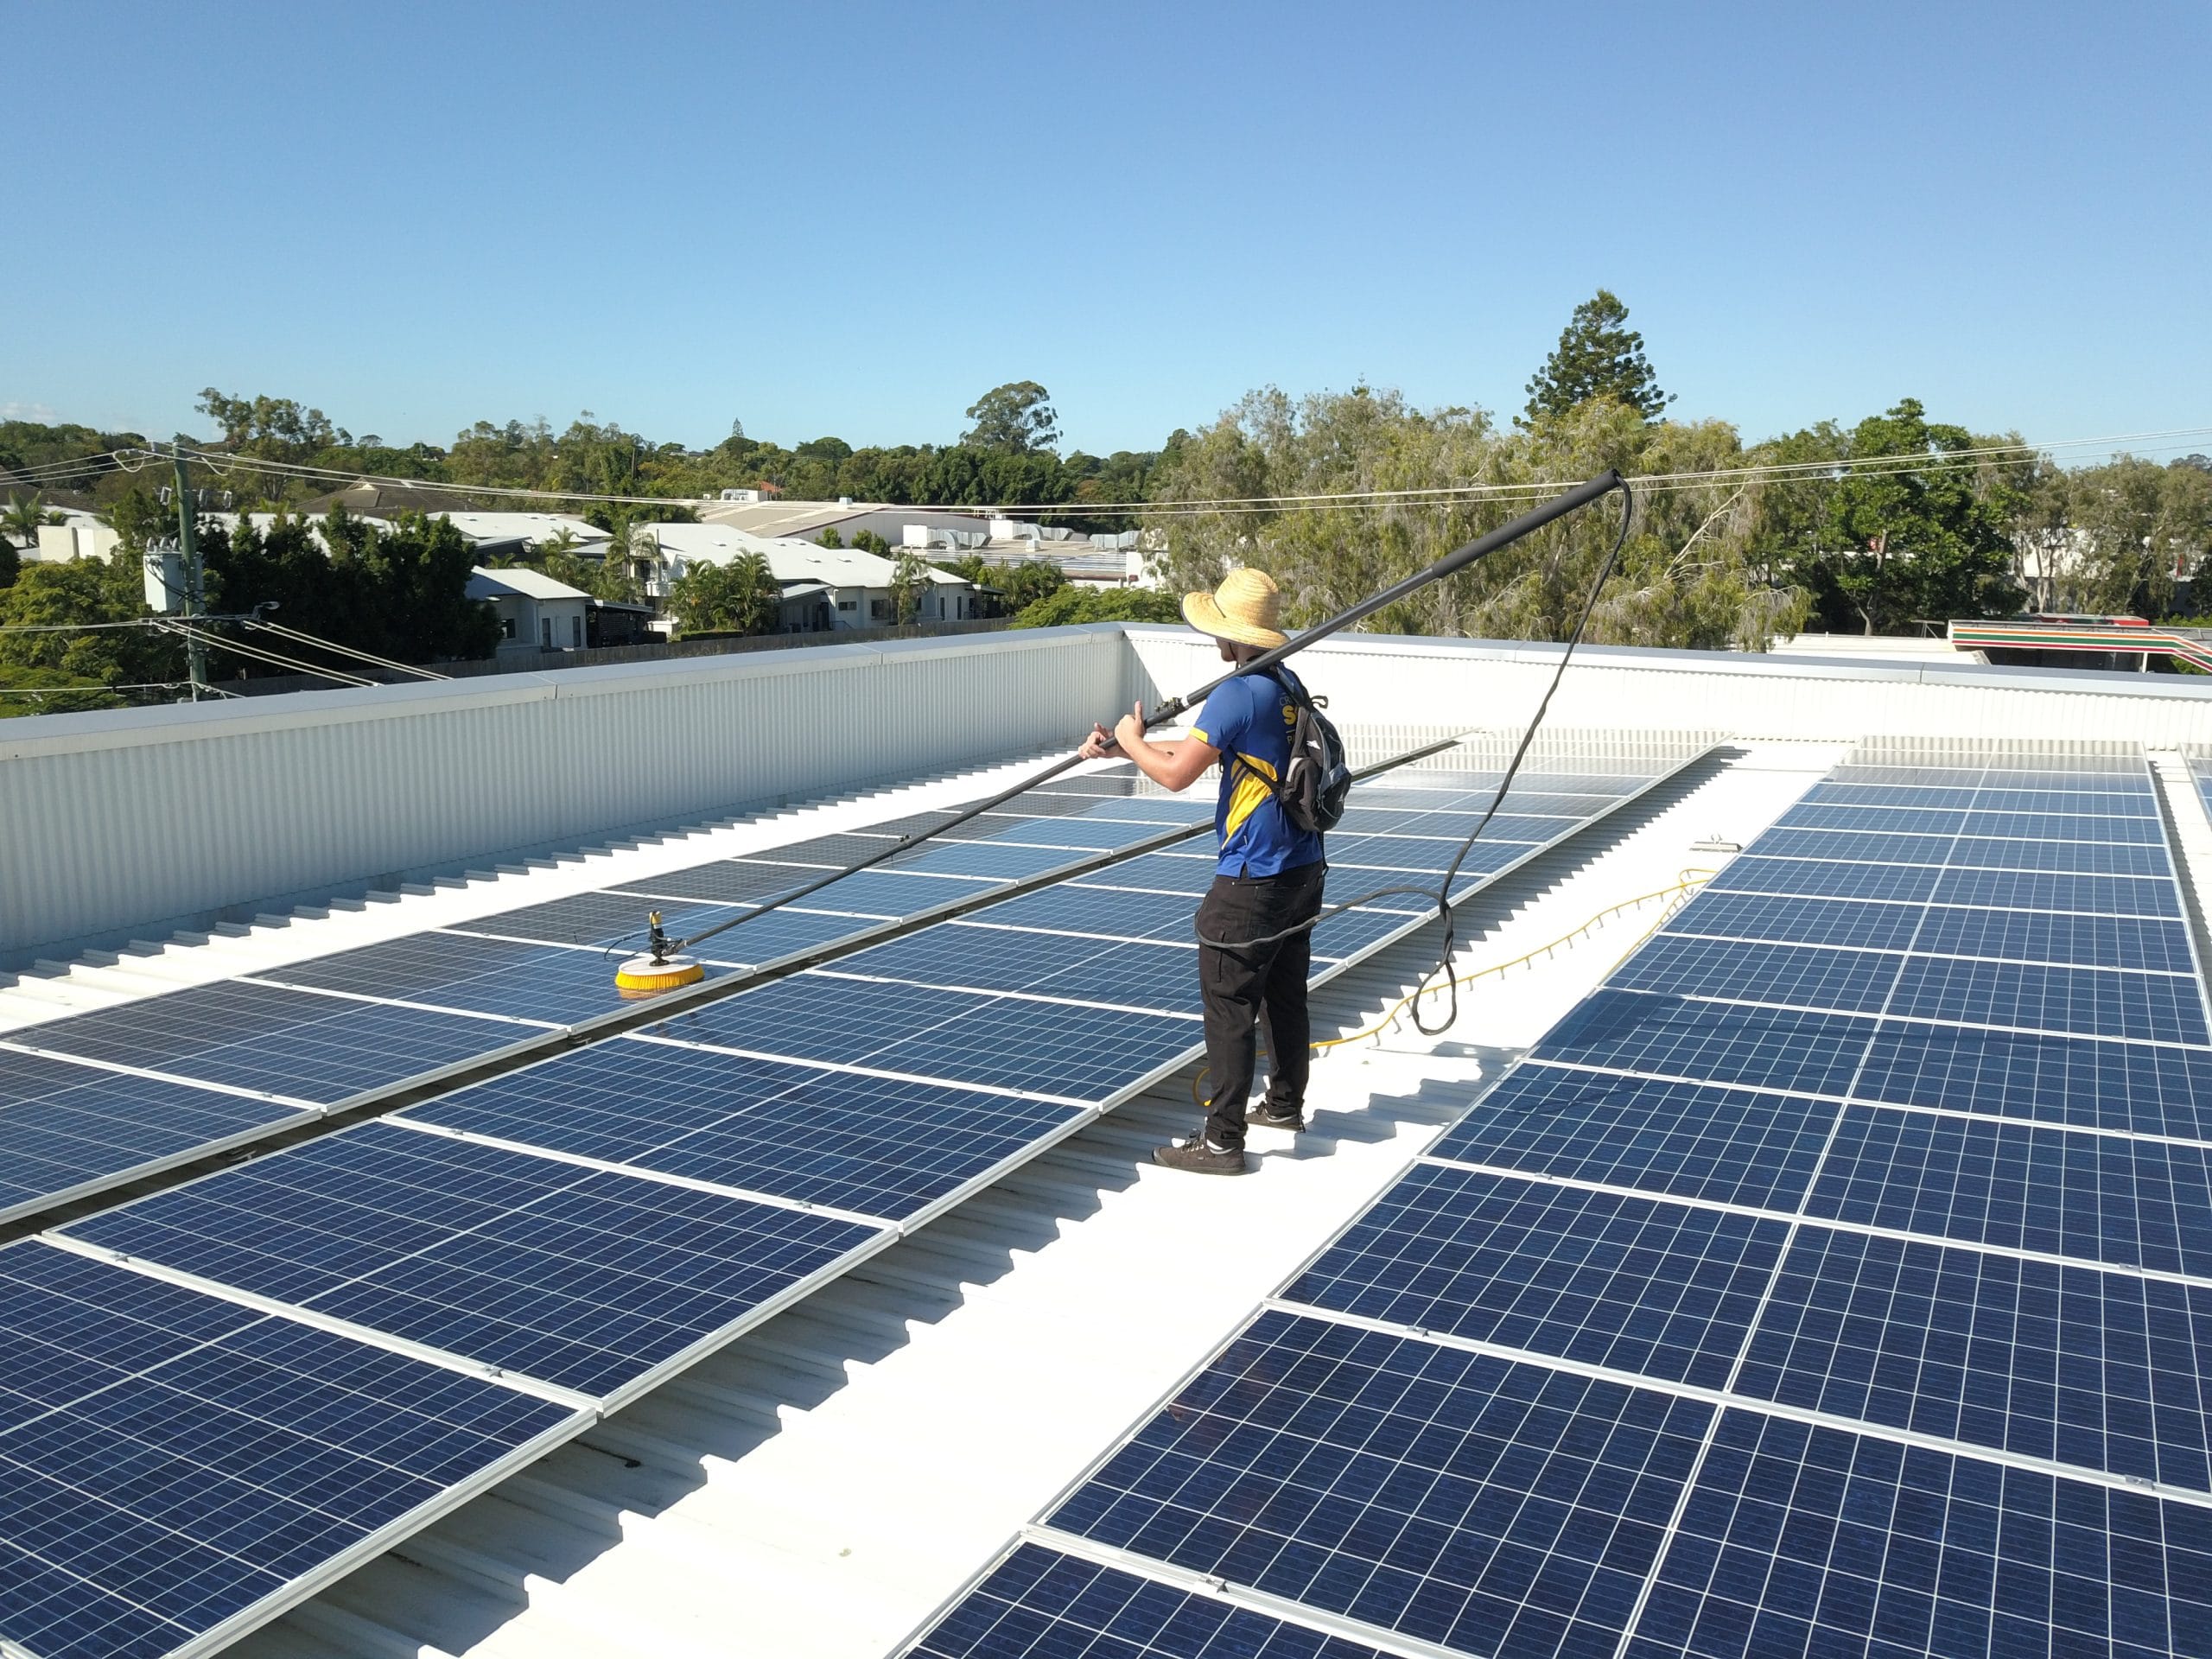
[
  {"left": 1077, "top": 720, "right": 1120, "bottom": 760},
  {"left": 1112, "top": 702, "right": 1147, "bottom": 753}
]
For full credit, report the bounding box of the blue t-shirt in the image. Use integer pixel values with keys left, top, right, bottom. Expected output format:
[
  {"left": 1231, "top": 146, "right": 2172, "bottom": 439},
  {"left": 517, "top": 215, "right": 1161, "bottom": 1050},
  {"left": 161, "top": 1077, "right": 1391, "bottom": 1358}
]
[{"left": 1190, "top": 668, "right": 1326, "bottom": 877}]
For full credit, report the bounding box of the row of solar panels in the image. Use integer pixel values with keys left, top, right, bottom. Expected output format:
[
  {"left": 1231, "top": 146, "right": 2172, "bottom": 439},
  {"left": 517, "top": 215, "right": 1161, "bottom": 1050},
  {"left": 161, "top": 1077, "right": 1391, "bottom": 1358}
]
[
  {"left": 0, "top": 737, "right": 1715, "bottom": 1659},
  {"left": 912, "top": 743, "right": 2212, "bottom": 1659},
  {"left": 0, "top": 752, "right": 1680, "bottom": 1229}
]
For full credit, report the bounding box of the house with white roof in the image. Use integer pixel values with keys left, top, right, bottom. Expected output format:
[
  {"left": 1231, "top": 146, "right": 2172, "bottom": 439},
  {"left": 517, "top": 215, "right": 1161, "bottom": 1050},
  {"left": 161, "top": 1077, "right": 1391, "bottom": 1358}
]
[
  {"left": 465, "top": 564, "right": 592, "bottom": 654},
  {"left": 643, "top": 522, "right": 980, "bottom": 629}
]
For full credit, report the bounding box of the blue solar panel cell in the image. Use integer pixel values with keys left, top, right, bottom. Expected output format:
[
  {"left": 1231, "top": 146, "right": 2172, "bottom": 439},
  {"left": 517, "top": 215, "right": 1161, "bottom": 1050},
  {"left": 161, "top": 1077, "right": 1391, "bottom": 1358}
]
[
  {"left": 60, "top": 1122, "right": 881, "bottom": 1398},
  {"left": 1310, "top": 906, "right": 1438, "bottom": 962},
  {"left": 1611, "top": 936, "right": 1904, "bottom": 1014},
  {"left": 1779, "top": 802, "right": 1970, "bottom": 834},
  {"left": 0, "top": 1243, "right": 575, "bottom": 1659},
  {"left": 1737, "top": 1227, "right": 2212, "bottom": 1490},
  {"left": 266, "top": 929, "right": 709, "bottom": 1025},
  {"left": 607, "top": 858, "right": 844, "bottom": 906},
  {"left": 1828, "top": 765, "right": 1989, "bottom": 788},
  {"left": 405, "top": 1042, "right": 1083, "bottom": 1219},
  {"left": 1854, "top": 1021, "right": 2212, "bottom": 1138},
  {"left": 1708, "top": 857, "right": 1942, "bottom": 903},
  {"left": 1912, "top": 906, "right": 2198, "bottom": 972},
  {"left": 1430, "top": 1063, "right": 1838, "bottom": 1211},
  {"left": 1961, "top": 810, "right": 2165, "bottom": 845},
  {"left": 773, "top": 867, "right": 1002, "bottom": 918},
  {"left": 1943, "top": 836, "right": 2174, "bottom": 877},
  {"left": 1749, "top": 829, "right": 1960, "bottom": 868},
  {"left": 1806, "top": 1107, "right": 2212, "bottom": 1279},
  {"left": 890, "top": 840, "right": 1096, "bottom": 880},
  {"left": 964, "top": 886, "right": 1200, "bottom": 942},
  {"left": 835, "top": 926, "right": 1128, "bottom": 995},
  {"left": 980, "top": 817, "right": 1169, "bottom": 851},
  {"left": 1622, "top": 1410, "right": 2212, "bottom": 1659},
  {"left": 1664, "top": 892, "right": 1928, "bottom": 952},
  {"left": 1050, "top": 1310, "right": 1712, "bottom": 1659},
  {"left": 651, "top": 972, "right": 1202, "bottom": 1099},
  {"left": 1974, "top": 785, "right": 2158, "bottom": 812},
  {"left": 0, "top": 1052, "right": 303, "bottom": 1217},
  {"left": 21, "top": 982, "right": 531, "bottom": 1103},
  {"left": 1885, "top": 956, "right": 2210, "bottom": 1043},
  {"left": 1529, "top": 990, "right": 1876, "bottom": 1096},
  {"left": 1281, "top": 1166, "right": 1787, "bottom": 1388},
  {"left": 1805, "top": 781, "right": 1981, "bottom": 808},
  {"left": 1028, "top": 942, "right": 1204, "bottom": 1012},
  {"left": 914, "top": 1544, "right": 1395, "bottom": 1659},
  {"left": 465, "top": 889, "right": 744, "bottom": 947},
  {"left": 1074, "top": 854, "right": 1218, "bottom": 895},
  {"left": 1929, "top": 868, "right": 2180, "bottom": 918}
]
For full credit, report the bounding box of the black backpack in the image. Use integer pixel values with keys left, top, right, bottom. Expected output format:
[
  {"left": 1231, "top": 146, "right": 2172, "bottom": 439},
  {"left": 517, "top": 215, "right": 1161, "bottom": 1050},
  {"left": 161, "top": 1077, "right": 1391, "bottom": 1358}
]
[{"left": 1231, "top": 668, "right": 1352, "bottom": 835}]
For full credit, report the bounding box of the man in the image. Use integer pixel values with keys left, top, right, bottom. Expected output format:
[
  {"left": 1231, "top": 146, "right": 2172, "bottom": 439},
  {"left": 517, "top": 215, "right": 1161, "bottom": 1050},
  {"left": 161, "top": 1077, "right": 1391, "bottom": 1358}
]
[{"left": 1078, "top": 568, "right": 1325, "bottom": 1174}]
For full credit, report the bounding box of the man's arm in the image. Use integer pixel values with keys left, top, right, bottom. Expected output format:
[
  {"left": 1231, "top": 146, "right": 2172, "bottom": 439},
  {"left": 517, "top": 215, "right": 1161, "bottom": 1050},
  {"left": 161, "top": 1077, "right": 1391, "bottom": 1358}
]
[{"left": 1107, "top": 700, "right": 1217, "bottom": 792}]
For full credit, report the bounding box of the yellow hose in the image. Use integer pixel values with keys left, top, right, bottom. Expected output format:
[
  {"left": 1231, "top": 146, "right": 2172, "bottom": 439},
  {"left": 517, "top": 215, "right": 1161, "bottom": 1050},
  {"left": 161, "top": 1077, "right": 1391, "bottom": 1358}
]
[{"left": 1190, "top": 869, "right": 1716, "bottom": 1106}]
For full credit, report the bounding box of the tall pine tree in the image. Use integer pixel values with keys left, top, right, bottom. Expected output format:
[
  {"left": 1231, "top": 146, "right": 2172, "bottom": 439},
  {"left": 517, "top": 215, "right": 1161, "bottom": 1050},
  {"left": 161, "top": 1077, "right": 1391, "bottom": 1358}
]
[{"left": 1522, "top": 289, "right": 1673, "bottom": 423}]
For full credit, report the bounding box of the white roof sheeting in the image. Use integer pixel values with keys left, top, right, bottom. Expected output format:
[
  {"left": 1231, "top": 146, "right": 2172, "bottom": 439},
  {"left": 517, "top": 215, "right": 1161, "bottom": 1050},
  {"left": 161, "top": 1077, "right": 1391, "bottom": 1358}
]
[
  {"left": 440, "top": 512, "right": 611, "bottom": 546},
  {"left": 465, "top": 565, "right": 592, "bottom": 601},
  {"left": 645, "top": 522, "right": 969, "bottom": 587}
]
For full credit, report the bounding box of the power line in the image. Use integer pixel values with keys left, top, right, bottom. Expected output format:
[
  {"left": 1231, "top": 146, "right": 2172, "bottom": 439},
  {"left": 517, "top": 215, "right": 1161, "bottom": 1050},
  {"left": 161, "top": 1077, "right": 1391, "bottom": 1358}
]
[{"left": 155, "top": 424, "right": 2212, "bottom": 520}]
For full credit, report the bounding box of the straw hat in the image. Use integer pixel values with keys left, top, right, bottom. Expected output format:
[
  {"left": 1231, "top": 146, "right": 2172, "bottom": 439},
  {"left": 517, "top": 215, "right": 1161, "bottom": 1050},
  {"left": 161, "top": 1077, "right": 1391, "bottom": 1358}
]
[{"left": 1182, "top": 567, "right": 1288, "bottom": 649}]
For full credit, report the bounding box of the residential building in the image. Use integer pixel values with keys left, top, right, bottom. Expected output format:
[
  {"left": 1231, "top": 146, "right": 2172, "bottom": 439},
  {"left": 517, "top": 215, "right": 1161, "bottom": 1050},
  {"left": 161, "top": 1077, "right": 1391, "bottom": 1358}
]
[
  {"left": 643, "top": 522, "right": 980, "bottom": 628},
  {"left": 465, "top": 564, "right": 592, "bottom": 654}
]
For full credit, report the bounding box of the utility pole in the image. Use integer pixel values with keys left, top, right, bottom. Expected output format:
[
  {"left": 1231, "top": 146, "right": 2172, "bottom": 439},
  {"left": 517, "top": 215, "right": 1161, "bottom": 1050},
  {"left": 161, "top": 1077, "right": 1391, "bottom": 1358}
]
[{"left": 171, "top": 448, "right": 207, "bottom": 700}]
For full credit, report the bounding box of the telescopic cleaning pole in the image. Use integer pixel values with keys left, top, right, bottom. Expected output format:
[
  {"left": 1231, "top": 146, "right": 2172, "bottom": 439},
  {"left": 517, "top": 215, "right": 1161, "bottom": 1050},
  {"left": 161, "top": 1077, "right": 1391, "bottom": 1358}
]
[{"left": 615, "top": 469, "right": 1625, "bottom": 994}]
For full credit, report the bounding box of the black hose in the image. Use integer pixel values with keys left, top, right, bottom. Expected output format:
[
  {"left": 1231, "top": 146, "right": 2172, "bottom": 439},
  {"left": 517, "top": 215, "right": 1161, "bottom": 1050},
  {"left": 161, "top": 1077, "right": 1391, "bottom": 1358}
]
[{"left": 1188, "top": 478, "right": 1637, "bottom": 1042}]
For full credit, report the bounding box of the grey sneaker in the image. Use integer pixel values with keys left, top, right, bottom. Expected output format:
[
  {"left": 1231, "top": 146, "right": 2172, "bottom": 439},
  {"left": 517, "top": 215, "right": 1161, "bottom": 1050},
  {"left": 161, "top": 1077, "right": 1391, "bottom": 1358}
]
[
  {"left": 1153, "top": 1132, "right": 1248, "bottom": 1175},
  {"left": 1248, "top": 1103, "right": 1305, "bottom": 1132}
]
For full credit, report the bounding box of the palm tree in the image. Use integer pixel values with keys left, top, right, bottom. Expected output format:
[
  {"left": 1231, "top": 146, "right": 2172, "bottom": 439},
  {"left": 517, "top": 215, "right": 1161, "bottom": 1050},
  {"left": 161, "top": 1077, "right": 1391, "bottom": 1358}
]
[
  {"left": 730, "top": 551, "right": 779, "bottom": 634},
  {"left": 3, "top": 493, "right": 58, "bottom": 553}
]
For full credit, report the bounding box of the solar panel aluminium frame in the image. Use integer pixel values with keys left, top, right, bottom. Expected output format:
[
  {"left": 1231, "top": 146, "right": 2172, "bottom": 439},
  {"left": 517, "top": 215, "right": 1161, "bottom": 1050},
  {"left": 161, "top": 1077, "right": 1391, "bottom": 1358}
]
[{"left": 6, "top": 737, "right": 1715, "bottom": 1659}]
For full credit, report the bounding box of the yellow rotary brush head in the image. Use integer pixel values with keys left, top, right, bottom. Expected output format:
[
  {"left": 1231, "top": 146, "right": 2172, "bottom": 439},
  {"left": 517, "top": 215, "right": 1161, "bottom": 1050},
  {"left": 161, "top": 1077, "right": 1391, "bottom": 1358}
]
[{"left": 613, "top": 954, "right": 705, "bottom": 998}]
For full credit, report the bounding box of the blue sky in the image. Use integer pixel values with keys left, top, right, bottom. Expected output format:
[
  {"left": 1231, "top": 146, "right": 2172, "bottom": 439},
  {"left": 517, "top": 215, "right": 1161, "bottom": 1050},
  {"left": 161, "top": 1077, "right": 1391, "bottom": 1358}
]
[{"left": 7, "top": 1, "right": 2205, "bottom": 459}]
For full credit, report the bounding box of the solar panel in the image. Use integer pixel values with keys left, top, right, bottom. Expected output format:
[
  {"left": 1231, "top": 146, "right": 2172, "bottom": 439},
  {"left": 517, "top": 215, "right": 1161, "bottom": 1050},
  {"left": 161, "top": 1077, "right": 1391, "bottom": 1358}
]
[
  {"left": 1737, "top": 1226, "right": 2212, "bottom": 1488},
  {"left": 912, "top": 1541, "right": 1394, "bottom": 1659},
  {"left": 60, "top": 1121, "right": 885, "bottom": 1400},
  {"left": 404, "top": 1043, "right": 1084, "bottom": 1221},
  {"left": 18, "top": 979, "right": 533, "bottom": 1101},
  {"left": 1281, "top": 1166, "right": 1789, "bottom": 1388},
  {"left": 0, "top": 1241, "right": 582, "bottom": 1659},
  {"left": 1623, "top": 1412, "right": 2212, "bottom": 1659},
  {"left": 0, "top": 1050, "right": 307, "bottom": 1223},
  {"left": 1427, "top": 1063, "right": 1837, "bottom": 1211},
  {"left": 908, "top": 741, "right": 2212, "bottom": 1659},
  {"left": 1045, "top": 1310, "right": 1713, "bottom": 1659}
]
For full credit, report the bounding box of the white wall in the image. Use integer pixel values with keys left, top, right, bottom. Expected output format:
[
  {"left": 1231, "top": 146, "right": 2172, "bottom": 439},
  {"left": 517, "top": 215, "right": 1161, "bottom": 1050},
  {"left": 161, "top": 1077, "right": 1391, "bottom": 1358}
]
[
  {"left": 1120, "top": 627, "right": 2212, "bottom": 749},
  {"left": 16, "top": 623, "right": 2212, "bottom": 963},
  {"left": 0, "top": 628, "right": 1128, "bottom": 960}
]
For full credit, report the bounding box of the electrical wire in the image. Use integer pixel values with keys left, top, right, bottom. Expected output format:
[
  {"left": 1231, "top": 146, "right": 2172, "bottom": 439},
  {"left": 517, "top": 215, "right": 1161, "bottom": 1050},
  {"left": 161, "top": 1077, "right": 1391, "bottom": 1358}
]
[
  {"left": 158, "top": 621, "right": 378, "bottom": 687},
  {"left": 138, "top": 423, "right": 2212, "bottom": 521},
  {"left": 243, "top": 618, "right": 451, "bottom": 681}
]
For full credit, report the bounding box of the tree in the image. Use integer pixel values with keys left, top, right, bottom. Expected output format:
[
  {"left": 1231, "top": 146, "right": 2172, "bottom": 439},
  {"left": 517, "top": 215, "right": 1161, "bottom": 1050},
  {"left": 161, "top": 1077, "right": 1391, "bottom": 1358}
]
[
  {"left": 1523, "top": 289, "right": 1672, "bottom": 424},
  {"left": 889, "top": 549, "right": 931, "bottom": 623},
  {"left": 0, "top": 556, "right": 181, "bottom": 687},
  {"left": 817, "top": 526, "right": 844, "bottom": 548},
  {"left": 962, "top": 381, "right": 1059, "bottom": 454},
  {"left": 1008, "top": 587, "right": 1183, "bottom": 629},
  {"left": 1149, "top": 385, "right": 1805, "bottom": 652},
  {"left": 668, "top": 553, "right": 779, "bottom": 635},
  {"left": 851, "top": 528, "right": 894, "bottom": 557},
  {"left": 1771, "top": 399, "right": 2021, "bottom": 634},
  {"left": 0, "top": 664, "right": 121, "bottom": 717},
  {"left": 996, "top": 558, "right": 1069, "bottom": 613}
]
